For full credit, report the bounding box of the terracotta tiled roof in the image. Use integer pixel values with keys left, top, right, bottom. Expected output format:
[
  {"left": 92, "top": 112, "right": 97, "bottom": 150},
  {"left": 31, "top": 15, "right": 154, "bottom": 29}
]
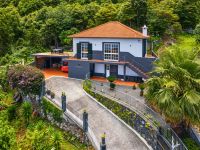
[{"left": 69, "top": 21, "right": 149, "bottom": 39}]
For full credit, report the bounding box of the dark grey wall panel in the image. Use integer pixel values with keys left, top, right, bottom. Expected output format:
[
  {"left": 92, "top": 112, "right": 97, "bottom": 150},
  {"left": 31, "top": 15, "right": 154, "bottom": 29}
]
[
  {"left": 92, "top": 51, "right": 104, "bottom": 60},
  {"left": 68, "top": 60, "right": 90, "bottom": 79}
]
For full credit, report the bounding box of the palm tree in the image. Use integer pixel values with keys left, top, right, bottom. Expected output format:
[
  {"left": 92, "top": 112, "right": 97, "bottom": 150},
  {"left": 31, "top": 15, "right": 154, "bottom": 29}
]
[{"left": 145, "top": 47, "right": 200, "bottom": 134}]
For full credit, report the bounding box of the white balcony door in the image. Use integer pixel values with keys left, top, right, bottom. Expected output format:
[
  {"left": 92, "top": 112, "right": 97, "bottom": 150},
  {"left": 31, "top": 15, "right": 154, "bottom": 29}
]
[{"left": 106, "top": 64, "right": 110, "bottom": 77}]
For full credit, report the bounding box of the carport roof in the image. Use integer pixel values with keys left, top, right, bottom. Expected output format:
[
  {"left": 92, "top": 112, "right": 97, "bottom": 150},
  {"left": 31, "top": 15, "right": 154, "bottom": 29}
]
[{"left": 32, "top": 52, "right": 74, "bottom": 57}]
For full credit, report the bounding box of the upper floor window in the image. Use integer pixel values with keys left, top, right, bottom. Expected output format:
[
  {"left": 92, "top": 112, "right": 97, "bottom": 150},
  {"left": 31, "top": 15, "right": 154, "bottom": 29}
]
[
  {"left": 81, "top": 43, "right": 88, "bottom": 59},
  {"left": 104, "top": 43, "right": 119, "bottom": 61}
]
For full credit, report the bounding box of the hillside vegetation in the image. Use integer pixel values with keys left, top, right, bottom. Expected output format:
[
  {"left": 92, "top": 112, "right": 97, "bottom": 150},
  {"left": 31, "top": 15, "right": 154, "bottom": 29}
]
[{"left": 0, "top": 0, "right": 200, "bottom": 65}]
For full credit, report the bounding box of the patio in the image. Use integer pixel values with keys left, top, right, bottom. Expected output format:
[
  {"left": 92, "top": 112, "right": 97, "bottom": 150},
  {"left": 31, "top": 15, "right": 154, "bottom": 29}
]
[
  {"left": 42, "top": 69, "right": 68, "bottom": 79},
  {"left": 91, "top": 76, "right": 138, "bottom": 86}
]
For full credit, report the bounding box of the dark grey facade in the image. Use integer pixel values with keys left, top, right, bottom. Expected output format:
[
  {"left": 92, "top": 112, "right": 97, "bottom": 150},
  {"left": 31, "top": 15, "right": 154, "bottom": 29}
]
[{"left": 68, "top": 60, "right": 90, "bottom": 79}]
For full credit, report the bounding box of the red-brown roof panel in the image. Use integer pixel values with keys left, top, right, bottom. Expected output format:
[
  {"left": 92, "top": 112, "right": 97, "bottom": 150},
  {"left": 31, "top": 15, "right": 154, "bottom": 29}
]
[{"left": 69, "top": 21, "right": 149, "bottom": 39}]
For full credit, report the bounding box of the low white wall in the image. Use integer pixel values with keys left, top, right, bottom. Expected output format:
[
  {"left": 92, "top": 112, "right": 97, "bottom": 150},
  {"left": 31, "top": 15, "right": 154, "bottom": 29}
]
[
  {"left": 94, "top": 63, "right": 105, "bottom": 73},
  {"left": 126, "top": 66, "right": 139, "bottom": 76},
  {"left": 118, "top": 65, "right": 124, "bottom": 75}
]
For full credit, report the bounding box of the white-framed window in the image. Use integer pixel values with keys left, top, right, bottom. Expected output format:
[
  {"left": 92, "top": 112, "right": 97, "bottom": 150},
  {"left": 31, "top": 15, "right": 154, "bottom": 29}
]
[
  {"left": 104, "top": 43, "right": 119, "bottom": 61},
  {"left": 81, "top": 43, "right": 88, "bottom": 59}
]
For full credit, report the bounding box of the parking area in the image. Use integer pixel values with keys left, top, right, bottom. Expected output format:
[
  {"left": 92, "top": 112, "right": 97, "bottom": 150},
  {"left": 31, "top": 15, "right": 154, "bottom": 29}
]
[{"left": 42, "top": 69, "right": 68, "bottom": 79}]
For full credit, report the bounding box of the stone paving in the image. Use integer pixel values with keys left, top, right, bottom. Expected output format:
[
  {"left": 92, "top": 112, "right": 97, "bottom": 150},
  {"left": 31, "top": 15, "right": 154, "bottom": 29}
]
[{"left": 46, "top": 77, "right": 149, "bottom": 150}]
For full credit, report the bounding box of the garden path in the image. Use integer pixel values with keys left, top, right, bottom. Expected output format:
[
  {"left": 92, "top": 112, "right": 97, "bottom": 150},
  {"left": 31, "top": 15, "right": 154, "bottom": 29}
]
[{"left": 46, "top": 77, "right": 149, "bottom": 150}]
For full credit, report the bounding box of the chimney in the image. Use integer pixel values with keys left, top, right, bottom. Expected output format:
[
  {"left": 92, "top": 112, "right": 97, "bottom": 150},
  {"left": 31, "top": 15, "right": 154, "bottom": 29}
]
[{"left": 142, "top": 25, "right": 148, "bottom": 36}]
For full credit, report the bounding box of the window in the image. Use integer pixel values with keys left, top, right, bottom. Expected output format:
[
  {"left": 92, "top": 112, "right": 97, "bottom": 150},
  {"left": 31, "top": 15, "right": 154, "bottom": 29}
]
[
  {"left": 81, "top": 43, "right": 88, "bottom": 59},
  {"left": 104, "top": 43, "right": 119, "bottom": 61}
]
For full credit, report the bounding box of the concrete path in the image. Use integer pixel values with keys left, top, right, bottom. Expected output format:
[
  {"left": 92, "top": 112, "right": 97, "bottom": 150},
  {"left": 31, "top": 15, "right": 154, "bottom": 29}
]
[{"left": 46, "top": 77, "right": 149, "bottom": 150}]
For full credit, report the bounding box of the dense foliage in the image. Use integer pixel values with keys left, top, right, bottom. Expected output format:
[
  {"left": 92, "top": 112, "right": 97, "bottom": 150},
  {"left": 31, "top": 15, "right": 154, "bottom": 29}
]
[
  {"left": 145, "top": 47, "right": 200, "bottom": 127},
  {"left": 0, "top": 0, "right": 199, "bottom": 65},
  {"left": 8, "top": 65, "right": 44, "bottom": 96},
  {"left": 0, "top": 92, "right": 90, "bottom": 150}
]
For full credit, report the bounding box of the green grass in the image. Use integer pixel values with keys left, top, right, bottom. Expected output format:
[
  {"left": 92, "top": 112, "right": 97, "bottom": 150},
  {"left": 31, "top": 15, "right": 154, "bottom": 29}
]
[{"left": 173, "top": 34, "right": 197, "bottom": 50}]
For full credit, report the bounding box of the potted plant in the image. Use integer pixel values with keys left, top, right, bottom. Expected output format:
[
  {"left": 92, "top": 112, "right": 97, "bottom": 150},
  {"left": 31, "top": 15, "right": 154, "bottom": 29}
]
[
  {"left": 107, "top": 76, "right": 117, "bottom": 90},
  {"left": 50, "top": 91, "right": 55, "bottom": 99},
  {"left": 110, "top": 82, "right": 116, "bottom": 90},
  {"left": 139, "top": 84, "right": 145, "bottom": 96},
  {"left": 132, "top": 85, "right": 137, "bottom": 90},
  {"left": 46, "top": 89, "right": 51, "bottom": 95}
]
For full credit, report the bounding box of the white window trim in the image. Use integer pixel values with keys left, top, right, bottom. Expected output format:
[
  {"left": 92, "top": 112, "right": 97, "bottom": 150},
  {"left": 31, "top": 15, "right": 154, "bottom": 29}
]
[
  {"left": 103, "top": 43, "right": 119, "bottom": 61},
  {"left": 81, "top": 43, "right": 88, "bottom": 59}
]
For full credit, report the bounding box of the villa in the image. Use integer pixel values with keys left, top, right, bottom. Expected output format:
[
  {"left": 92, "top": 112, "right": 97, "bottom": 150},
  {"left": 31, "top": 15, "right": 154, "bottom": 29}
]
[{"left": 33, "top": 21, "right": 156, "bottom": 82}]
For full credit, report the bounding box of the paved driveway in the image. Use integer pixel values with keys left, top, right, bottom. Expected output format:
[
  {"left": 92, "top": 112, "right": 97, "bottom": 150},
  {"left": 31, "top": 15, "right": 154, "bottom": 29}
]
[{"left": 46, "top": 77, "right": 149, "bottom": 150}]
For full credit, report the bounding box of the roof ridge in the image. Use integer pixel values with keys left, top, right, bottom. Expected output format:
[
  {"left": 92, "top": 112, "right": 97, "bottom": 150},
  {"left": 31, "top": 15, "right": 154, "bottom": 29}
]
[
  {"left": 69, "top": 21, "right": 116, "bottom": 37},
  {"left": 116, "top": 22, "right": 148, "bottom": 38}
]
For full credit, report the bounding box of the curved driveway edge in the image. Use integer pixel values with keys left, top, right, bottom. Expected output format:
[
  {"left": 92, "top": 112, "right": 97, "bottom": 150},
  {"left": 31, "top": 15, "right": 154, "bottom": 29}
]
[{"left": 45, "top": 77, "right": 150, "bottom": 150}]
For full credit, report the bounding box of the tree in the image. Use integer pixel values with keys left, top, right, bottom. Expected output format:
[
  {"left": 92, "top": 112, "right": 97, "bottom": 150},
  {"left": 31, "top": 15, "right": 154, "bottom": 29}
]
[
  {"left": 145, "top": 47, "right": 200, "bottom": 134},
  {"left": 18, "top": 0, "right": 45, "bottom": 16},
  {"left": 0, "top": 6, "right": 20, "bottom": 56},
  {"left": 59, "top": 28, "right": 79, "bottom": 46},
  {"left": 147, "top": 0, "right": 181, "bottom": 36},
  {"left": 175, "top": 0, "right": 200, "bottom": 29},
  {"left": 94, "top": 3, "right": 119, "bottom": 25},
  {"left": 117, "top": 1, "right": 136, "bottom": 26}
]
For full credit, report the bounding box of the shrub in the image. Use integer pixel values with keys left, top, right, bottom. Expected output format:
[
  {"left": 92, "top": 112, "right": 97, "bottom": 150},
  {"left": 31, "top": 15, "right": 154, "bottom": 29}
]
[
  {"left": 46, "top": 89, "right": 51, "bottom": 95},
  {"left": 22, "top": 101, "right": 32, "bottom": 126},
  {"left": 7, "top": 105, "right": 17, "bottom": 121},
  {"left": 138, "top": 84, "right": 145, "bottom": 90},
  {"left": 7, "top": 65, "right": 44, "bottom": 96},
  {"left": 0, "top": 118, "right": 16, "bottom": 150},
  {"left": 50, "top": 92, "right": 55, "bottom": 99},
  {"left": 107, "top": 76, "right": 116, "bottom": 83}
]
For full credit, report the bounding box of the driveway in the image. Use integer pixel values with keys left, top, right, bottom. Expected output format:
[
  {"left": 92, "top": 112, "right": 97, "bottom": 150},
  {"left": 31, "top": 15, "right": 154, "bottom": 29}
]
[{"left": 46, "top": 77, "right": 149, "bottom": 150}]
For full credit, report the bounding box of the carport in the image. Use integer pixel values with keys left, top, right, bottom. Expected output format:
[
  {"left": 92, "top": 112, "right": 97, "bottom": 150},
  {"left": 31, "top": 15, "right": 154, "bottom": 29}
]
[{"left": 32, "top": 52, "right": 73, "bottom": 69}]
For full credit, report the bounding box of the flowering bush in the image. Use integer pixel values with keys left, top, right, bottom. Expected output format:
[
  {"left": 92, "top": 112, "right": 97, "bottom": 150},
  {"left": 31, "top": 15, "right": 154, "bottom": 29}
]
[{"left": 7, "top": 65, "right": 44, "bottom": 96}]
